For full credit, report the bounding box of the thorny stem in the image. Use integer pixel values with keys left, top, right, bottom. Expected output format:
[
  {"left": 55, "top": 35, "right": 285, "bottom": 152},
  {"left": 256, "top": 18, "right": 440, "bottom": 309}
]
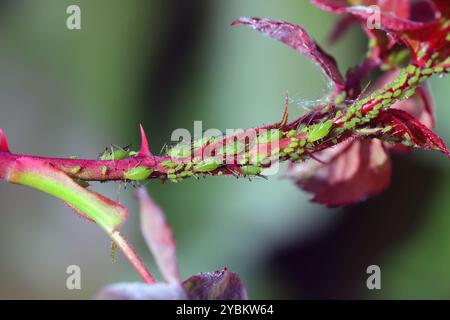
[{"left": 0, "top": 65, "right": 448, "bottom": 185}]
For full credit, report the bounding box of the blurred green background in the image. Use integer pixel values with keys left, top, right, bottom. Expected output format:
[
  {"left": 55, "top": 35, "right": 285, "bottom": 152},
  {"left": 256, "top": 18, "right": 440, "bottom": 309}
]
[{"left": 0, "top": 0, "right": 449, "bottom": 299}]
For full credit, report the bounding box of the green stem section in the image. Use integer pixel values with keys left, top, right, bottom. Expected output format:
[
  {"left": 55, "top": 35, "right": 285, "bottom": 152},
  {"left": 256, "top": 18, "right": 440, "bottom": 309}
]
[{"left": 7, "top": 157, "right": 155, "bottom": 284}]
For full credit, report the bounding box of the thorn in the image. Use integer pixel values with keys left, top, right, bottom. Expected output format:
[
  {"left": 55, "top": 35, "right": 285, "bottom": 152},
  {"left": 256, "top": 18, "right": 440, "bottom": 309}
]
[
  {"left": 0, "top": 128, "right": 10, "bottom": 152},
  {"left": 138, "top": 124, "right": 152, "bottom": 157},
  {"left": 279, "top": 92, "right": 289, "bottom": 128}
]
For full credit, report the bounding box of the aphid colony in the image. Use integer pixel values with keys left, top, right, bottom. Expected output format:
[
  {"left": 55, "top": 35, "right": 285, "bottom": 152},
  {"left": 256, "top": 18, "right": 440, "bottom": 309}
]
[
  {"left": 332, "top": 62, "right": 443, "bottom": 147},
  {"left": 160, "top": 119, "right": 340, "bottom": 183},
  {"left": 81, "top": 61, "right": 444, "bottom": 185}
]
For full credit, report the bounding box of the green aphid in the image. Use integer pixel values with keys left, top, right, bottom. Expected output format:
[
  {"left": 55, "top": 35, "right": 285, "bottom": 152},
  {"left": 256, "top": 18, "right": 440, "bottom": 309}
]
[
  {"left": 383, "top": 92, "right": 393, "bottom": 99},
  {"left": 422, "top": 68, "right": 434, "bottom": 75},
  {"left": 300, "top": 139, "right": 306, "bottom": 147},
  {"left": 284, "top": 147, "right": 294, "bottom": 154},
  {"left": 161, "top": 160, "right": 177, "bottom": 168},
  {"left": 258, "top": 129, "right": 283, "bottom": 144},
  {"left": 306, "top": 120, "right": 333, "bottom": 142},
  {"left": 393, "top": 89, "right": 402, "bottom": 98},
  {"left": 343, "top": 122, "right": 353, "bottom": 130},
  {"left": 193, "top": 158, "right": 220, "bottom": 173},
  {"left": 393, "top": 73, "right": 408, "bottom": 89},
  {"left": 290, "top": 154, "right": 300, "bottom": 161},
  {"left": 70, "top": 166, "right": 81, "bottom": 174},
  {"left": 373, "top": 104, "right": 382, "bottom": 111},
  {"left": 124, "top": 166, "right": 153, "bottom": 181},
  {"left": 403, "top": 88, "right": 416, "bottom": 99},
  {"left": 167, "top": 144, "right": 191, "bottom": 158},
  {"left": 297, "top": 148, "right": 305, "bottom": 154},
  {"left": 175, "top": 163, "right": 184, "bottom": 171},
  {"left": 167, "top": 174, "right": 177, "bottom": 180},
  {"left": 185, "top": 162, "right": 193, "bottom": 171},
  {"left": 289, "top": 142, "right": 299, "bottom": 148},
  {"left": 240, "top": 165, "right": 262, "bottom": 176},
  {"left": 101, "top": 166, "right": 108, "bottom": 176},
  {"left": 69, "top": 155, "right": 78, "bottom": 159},
  {"left": 100, "top": 146, "right": 130, "bottom": 161},
  {"left": 287, "top": 130, "right": 297, "bottom": 138},
  {"left": 383, "top": 125, "right": 393, "bottom": 133},
  {"left": 334, "top": 92, "right": 346, "bottom": 105},
  {"left": 407, "top": 76, "right": 419, "bottom": 86},
  {"left": 382, "top": 99, "right": 392, "bottom": 107},
  {"left": 193, "top": 137, "right": 210, "bottom": 149},
  {"left": 335, "top": 110, "right": 343, "bottom": 118},
  {"left": 404, "top": 132, "right": 412, "bottom": 141},
  {"left": 167, "top": 169, "right": 176, "bottom": 174},
  {"left": 434, "top": 66, "right": 444, "bottom": 73},
  {"left": 224, "top": 140, "right": 245, "bottom": 155},
  {"left": 407, "top": 65, "right": 416, "bottom": 74},
  {"left": 128, "top": 151, "right": 138, "bottom": 157}
]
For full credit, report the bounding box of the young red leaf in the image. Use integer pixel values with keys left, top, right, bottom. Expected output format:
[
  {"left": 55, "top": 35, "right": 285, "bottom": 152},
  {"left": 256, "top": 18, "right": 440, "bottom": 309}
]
[
  {"left": 0, "top": 128, "right": 10, "bottom": 153},
  {"left": 378, "top": 108, "right": 449, "bottom": 155},
  {"left": 432, "top": 0, "right": 450, "bottom": 18},
  {"left": 137, "top": 187, "right": 180, "bottom": 284},
  {"left": 232, "top": 17, "right": 345, "bottom": 90},
  {"left": 285, "top": 139, "right": 391, "bottom": 207},
  {"left": 183, "top": 268, "right": 248, "bottom": 300},
  {"left": 311, "top": 0, "right": 410, "bottom": 18},
  {"left": 312, "top": 0, "right": 445, "bottom": 64}
]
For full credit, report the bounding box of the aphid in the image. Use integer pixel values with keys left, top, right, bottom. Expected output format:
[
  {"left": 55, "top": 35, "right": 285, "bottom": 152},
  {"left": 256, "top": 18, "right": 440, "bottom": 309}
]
[
  {"left": 101, "top": 165, "right": 108, "bottom": 176},
  {"left": 185, "top": 162, "right": 194, "bottom": 171},
  {"left": 193, "top": 137, "right": 210, "bottom": 149},
  {"left": 393, "top": 89, "right": 402, "bottom": 98},
  {"left": 193, "top": 158, "right": 220, "bottom": 173},
  {"left": 223, "top": 140, "right": 245, "bottom": 155},
  {"left": 306, "top": 120, "right": 333, "bottom": 142},
  {"left": 422, "top": 68, "right": 434, "bottom": 75},
  {"left": 334, "top": 92, "right": 346, "bottom": 105},
  {"left": 287, "top": 130, "right": 296, "bottom": 137},
  {"left": 240, "top": 165, "right": 262, "bottom": 176},
  {"left": 124, "top": 166, "right": 153, "bottom": 181},
  {"left": 257, "top": 129, "right": 282, "bottom": 144},
  {"left": 166, "top": 144, "right": 191, "bottom": 159},
  {"left": 70, "top": 166, "right": 81, "bottom": 174},
  {"left": 100, "top": 145, "right": 131, "bottom": 161},
  {"left": 161, "top": 160, "right": 177, "bottom": 168}
]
